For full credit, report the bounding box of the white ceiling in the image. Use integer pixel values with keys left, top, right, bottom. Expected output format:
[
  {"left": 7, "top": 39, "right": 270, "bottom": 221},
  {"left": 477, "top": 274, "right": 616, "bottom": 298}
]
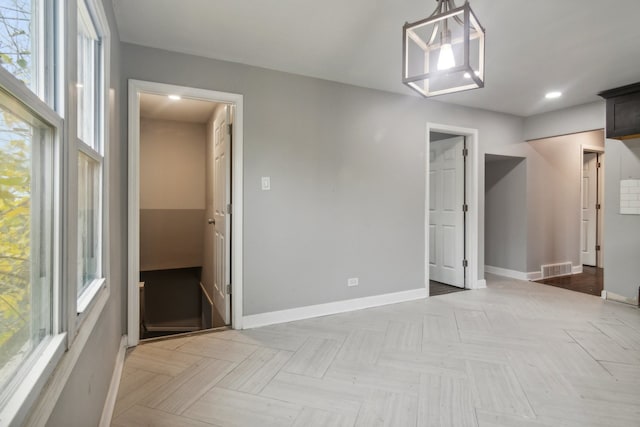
[
  {"left": 140, "top": 93, "right": 218, "bottom": 123},
  {"left": 114, "top": 0, "right": 640, "bottom": 117}
]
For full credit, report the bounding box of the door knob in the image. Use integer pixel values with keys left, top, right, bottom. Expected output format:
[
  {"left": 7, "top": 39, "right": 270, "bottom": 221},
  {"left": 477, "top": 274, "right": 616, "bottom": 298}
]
[{"left": 208, "top": 218, "right": 215, "bottom": 225}]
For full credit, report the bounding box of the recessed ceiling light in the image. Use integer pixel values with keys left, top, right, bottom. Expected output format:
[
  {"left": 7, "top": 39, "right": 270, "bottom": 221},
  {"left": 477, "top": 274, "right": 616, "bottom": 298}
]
[
  {"left": 545, "top": 91, "right": 562, "bottom": 99},
  {"left": 168, "top": 95, "right": 181, "bottom": 101}
]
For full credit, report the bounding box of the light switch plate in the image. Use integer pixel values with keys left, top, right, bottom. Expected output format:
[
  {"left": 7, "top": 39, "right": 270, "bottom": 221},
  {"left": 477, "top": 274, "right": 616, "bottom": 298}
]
[{"left": 261, "top": 176, "right": 271, "bottom": 191}]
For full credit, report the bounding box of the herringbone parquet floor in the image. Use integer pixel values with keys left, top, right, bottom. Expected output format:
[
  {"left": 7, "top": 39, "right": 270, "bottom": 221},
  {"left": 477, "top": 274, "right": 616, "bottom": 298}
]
[{"left": 111, "top": 275, "right": 640, "bottom": 426}]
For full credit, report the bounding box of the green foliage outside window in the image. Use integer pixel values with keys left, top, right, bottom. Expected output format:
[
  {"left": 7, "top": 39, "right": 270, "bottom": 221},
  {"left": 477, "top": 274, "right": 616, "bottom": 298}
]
[
  {"left": 0, "top": 0, "right": 32, "bottom": 371},
  {"left": 0, "top": 117, "right": 30, "bottom": 370}
]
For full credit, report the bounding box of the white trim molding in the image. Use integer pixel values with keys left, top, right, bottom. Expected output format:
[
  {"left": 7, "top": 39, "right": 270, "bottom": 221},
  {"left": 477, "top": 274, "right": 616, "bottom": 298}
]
[
  {"left": 602, "top": 290, "right": 638, "bottom": 306},
  {"left": 526, "top": 271, "right": 543, "bottom": 281},
  {"left": 127, "top": 80, "right": 244, "bottom": 346},
  {"left": 99, "top": 336, "right": 128, "bottom": 427},
  {"left": 242, "top": 288, "right": 428, "bottom": 329},
  {"left": 426, "top": 123, "right": 481, "bottom": 290},
  {"left": 485, "top": 265, "right": 529, "bottom": 281}
]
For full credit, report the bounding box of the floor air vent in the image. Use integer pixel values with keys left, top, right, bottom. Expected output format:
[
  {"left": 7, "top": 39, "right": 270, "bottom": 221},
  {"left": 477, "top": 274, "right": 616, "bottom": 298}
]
[{"left": 541, "top": 262, "right": 573, "bottom": 279}]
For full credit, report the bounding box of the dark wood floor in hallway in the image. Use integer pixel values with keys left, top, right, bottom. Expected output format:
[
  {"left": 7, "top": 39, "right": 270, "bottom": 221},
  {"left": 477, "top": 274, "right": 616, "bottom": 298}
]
[
  {"left": 429, "top": 280, "right": 467, "bottom": 296},
  {"left": 535, "top": 266, "right": 603, "bottom": 296}
]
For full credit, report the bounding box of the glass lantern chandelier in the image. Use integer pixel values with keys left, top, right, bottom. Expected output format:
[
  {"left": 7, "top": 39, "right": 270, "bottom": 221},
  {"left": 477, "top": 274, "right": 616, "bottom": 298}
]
[{"left": 403, "top": 0, "right": 485, "bottom": 97}]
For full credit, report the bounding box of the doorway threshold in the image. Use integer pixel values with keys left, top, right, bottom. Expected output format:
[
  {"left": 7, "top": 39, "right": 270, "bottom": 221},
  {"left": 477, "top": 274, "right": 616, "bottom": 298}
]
[
  {"left": 140, "top": 325, "right": 231, "bottom": 344},
  {"left": 429, "top": 280, "right": 467, "bottom": 296}
]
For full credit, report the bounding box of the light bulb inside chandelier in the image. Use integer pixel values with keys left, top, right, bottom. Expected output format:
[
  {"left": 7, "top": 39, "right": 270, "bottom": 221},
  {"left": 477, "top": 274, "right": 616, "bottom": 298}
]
[{"left": 437, "top": 43, "right": 455, "bottom": 70}]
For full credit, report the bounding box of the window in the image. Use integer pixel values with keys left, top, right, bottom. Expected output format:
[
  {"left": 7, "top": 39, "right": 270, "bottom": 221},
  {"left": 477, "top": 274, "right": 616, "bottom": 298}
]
[
  {"left": 0, "top": 0, "right": 61, "bottom": 418},
  {"left": 0, "top": 88, "right": 55, "bottom": 407},
  {"left": 76, "top": 0, "right": 105, "bottom": 307},
  {"left": 0, "top": 0, "right": 49, "bottom": 101},
  {"left": 0, "top": 0, "right": 110, "bottom": 423}
]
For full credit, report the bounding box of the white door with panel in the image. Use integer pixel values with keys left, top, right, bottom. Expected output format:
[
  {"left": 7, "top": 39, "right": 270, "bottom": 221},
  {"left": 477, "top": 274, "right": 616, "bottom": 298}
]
[
  {"left": 214, "top": 106, "right": 231, "bottom": 324},
  {"left": 204, "top": 105, "right": 231, "bottom": 326},
  {"left": 581, "top": 152, "right": 598, "bottom": 266},
  {"left": 429, "top": 136, "right": 465, "bottom": 288}
]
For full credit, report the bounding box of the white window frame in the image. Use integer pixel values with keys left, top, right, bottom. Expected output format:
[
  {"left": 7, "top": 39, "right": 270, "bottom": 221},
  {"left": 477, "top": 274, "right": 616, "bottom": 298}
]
[
  {"left": 0, "top": 2, "right": 65, "bottom": 423},
  {"left": 73, "top": 0, "right": 110, "bottom": 322}
]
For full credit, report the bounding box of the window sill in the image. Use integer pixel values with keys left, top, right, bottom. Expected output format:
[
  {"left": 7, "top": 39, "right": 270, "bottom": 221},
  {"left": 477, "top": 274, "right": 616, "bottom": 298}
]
[
  {"left": 23, "top": 283, "right": 110, "bottom": 426},
  {"left": 77, "top": 277, "right": 106, "bottom": 314},
  {"left": 0, "top": 333, "right": 66, "bottom": 427}
]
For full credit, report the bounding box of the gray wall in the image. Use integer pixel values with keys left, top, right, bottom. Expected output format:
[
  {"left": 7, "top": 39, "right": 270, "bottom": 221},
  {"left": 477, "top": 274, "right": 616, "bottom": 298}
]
[
  {"left": 604, "top": 137, "right": 640, "bottom": 301},
  {"left": 120, "top": 42, "right": 525, "bottom": 315},
  {"left": 485, "top": 155, "right": 527, "bottom": 272},
  {"left": 139, "top": 118, "right": 206, "bottom": 271},
  {"left": 524, "top": 101, "right": 605, "bottom": 141},
  {"left": 46, "top": 0, "right": 125, "bottom": 425}
]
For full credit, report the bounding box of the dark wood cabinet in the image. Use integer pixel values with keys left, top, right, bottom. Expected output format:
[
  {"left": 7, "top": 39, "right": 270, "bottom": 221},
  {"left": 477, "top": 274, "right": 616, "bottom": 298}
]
[{"left": 598, "top": 82, "right": 640, "bottom": 140}]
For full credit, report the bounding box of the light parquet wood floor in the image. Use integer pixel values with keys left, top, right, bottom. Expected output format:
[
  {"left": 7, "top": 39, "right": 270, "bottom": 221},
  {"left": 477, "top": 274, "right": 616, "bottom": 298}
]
[{"left": 112, "top": 275, "right": 640, "bottom": 427}]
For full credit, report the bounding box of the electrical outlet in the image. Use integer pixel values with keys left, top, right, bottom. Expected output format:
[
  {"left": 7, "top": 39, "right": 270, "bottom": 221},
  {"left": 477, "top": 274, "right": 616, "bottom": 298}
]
[{"left": 347, "top": 277, "right": 359, "bottom": 287}]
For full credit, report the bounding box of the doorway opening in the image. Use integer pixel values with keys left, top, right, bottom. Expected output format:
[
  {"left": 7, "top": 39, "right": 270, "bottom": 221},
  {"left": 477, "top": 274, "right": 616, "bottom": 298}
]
[
  {"left": 537, "top": 146, "right": 605, "bottom": 296},
  {"left": 137, "top": 94, "right": 231, "bottom": 339},
  {"left": 427, "top": 124, "right": 480, "bottom": 295},
  {"left": 128, "top": 81, "right": 244, "bottom": 347},
  {"left": 533, "top": 139, "right": 605, "bottom": 297}
]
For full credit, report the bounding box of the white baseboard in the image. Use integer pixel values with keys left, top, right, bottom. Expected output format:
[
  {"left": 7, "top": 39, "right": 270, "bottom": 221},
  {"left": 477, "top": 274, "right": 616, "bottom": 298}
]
[
  {"left": 485, "top": 265, "right": 529, "bottom": 281},
  {"left": 603, "top": 290, "right": 638, "bottom": 306},
  {"left": 527, "top": 271, "right": 543, "bottom": 281},
  {"left": 242, "top": 288, "right": 428, "bottom": 329},
  {"left": 99, "top": 336, "right": 128, "bottom": 427},
  {"left": 601, "top": 290, "right": 607, "bottom": 300},
  {"left": 486, "top": 264, "right": 583, "bottom": 282}
]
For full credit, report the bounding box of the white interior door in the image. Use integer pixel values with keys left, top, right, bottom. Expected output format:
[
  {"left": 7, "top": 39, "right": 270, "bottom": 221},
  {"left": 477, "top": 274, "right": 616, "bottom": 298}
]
[
  {"left": 581, "top": 152, "right": 597, "bottom": 266},
  {"left": 429, "top": 136, "right": 465, "bottom": 287},
  {"left": 213, "top": 105, "right": 231, "bottom": 324}
]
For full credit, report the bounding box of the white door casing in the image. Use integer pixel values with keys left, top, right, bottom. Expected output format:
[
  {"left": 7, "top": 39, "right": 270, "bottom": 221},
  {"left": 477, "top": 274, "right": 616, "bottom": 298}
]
[
  {"left": 128, "top": 80, "right": 244, "bottom": 347},
  {"left": 429, "top": 136, "right": 465, "bottom": 287},
  {"left": 581, "top": 152, "right": 597, "bottom": 266},
  {"left": 213, "top": 106, "right": 231, "bottom": 324},
  {"left": 596, "top": 153, "right": 604, "bottom": 268}
]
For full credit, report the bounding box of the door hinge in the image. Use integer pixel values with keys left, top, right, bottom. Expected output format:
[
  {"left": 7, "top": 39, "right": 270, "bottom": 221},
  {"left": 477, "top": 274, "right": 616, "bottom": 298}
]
[
  {"left": 597, "top": 162, "right": 601, "bottom": 168},
  {"left": 462, "top": 148, "right": 469, "bottom": 157},
  {"left": 226, "top": 284, "right": 231, "bottom": 295},
  {"left": 596, "top": 245, "right": 601, "bottom": 251},
  {"left": 227, "top": 203, "right": 232, "bottom": 214},
  {"left": 462, "top": 204, "right": 469, "bottom": 212},
  {"left": 596, "top": 204, "right": 601, "bottom": 210},
  {"left": 462, "top": 259, "right": 468, "bottom": 268}
]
